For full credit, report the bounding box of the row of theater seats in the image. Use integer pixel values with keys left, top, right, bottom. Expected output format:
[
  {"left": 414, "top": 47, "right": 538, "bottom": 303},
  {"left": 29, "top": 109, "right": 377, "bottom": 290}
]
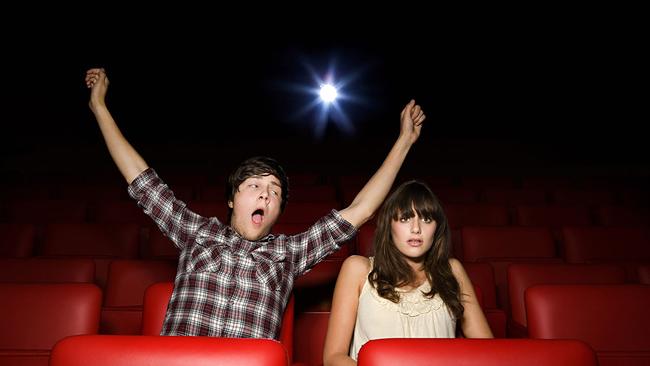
[
  {"left": 1, "top": 203, "right": 648, "bottom": 258},
  {"left": 2, "top": 222, "right": 648, "bottom": 292},
  {"left": 1, "top": 221, "right": 648, "bottom": 316},
  {"left": 0, "top": 281, "right": 293, "bottom": 366},
  {"left": 49, "top": 336, "right": 600, "bottom": 366},
  {"left": 2, "top": 281, "right": 648, "bottom": 365},
  {"left": 1, "top": 198, "right": 648, "bottom": 227},
  {"left": 2, "top": 254, "right": 649, "bottom": 340}
]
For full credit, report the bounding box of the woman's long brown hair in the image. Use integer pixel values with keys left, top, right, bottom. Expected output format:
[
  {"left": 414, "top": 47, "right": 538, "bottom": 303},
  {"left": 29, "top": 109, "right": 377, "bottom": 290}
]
[{"left": 368, "top": 180, "right": 464, "bottom": 320}]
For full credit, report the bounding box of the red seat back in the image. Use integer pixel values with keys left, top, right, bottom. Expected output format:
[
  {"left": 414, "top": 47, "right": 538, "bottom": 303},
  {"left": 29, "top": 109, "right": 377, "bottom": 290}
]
[
  {"left": 0, "top": 223, "right": 35, "bottom": 258},
  {"left": 6, "top": 200, "right": 87, "bottom": 223},
  {"left": 562, "top": 226, "right": 650, "bottom": 281},
  {"left": 508, "top": 264, "right": 626, "bottom": 331},
  {"left": 277, "top": 202, "right": 338, "bottom": 224},
  {"left": 562, "top": 226, "right": 650, "bottom": 262},
  {"left": 639, "top": 265, "right": 650, "bottom": 285},
  {"left": 0, "top": 258, "right": 95, "bottom": 283},
  {"left": 357, "top": 338, "right": 596, "bottom": 366},
  {"left": 527, "top": 284, "right": 650, "bottom": 365},
  {"left": 595, "top": 205, "right": 650, "bottom": 226},
  {"left": 515, "top": 205, "right": 592, "bottom": 227},
  {"left": 462, "top": 227, "right": 559, "bottom": 310},
  {"left": 293, "top": 311, "right": 330, "bottom": 366},
  {"left": 0, "top": 283, "right": 101, "bottom": 365},
  {"left": 50, "top": 335, "right": 288, "bottom": 366},
  {"left": 356, "top": 223, "right": 376, "bottom": 257},
  {"left": 41, "top": 223, "right": 141, "bottom": 287},
  {"left": 445, "top": 204, "right": 509, "bottom": 229},
  {"left": 101, "top": 260, "right": 177, "bottom": 335}
]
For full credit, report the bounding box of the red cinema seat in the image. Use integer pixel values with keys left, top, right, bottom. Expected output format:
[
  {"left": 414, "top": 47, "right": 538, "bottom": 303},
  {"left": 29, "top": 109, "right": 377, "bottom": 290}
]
[
  {"left": 0, "top": 283, "right": 101, "bottom": 365},
  {"left": 6, "top": 200, "right": 87, "bottom": 223},
  {"left": 462, "top": 226, "right": 559, "bottom": 311},
  {"left": 514, "top": 205, "right": 592, "bottom": 227},
  {"left": 40, "top": 223, "right": 141, "bottom": 288},
  {"left": 50, "top": 335, "right": 288, "bottom": 366},
  {"left": 293, "top": 311, "right": 330, "bottom": 366},
  {"left": 507, "top": 264, "right": 626, "bottom": 337},
  {"left": 514, "top": 205, "right": 592, "bottom": 243},
  {"left": 0, "top": 258, "right": 95, "bottom": 283},
  {"left": 562, "top": 226, "right": 650, "bottom": 281},
  {"left": 463, "top": 262, "right": 506, "bottom": 338},
  {"left": 277, "top": 203, "right": 339, "bottom": 224},
  {"left": 356, "top": 223, "right": 375, "bottom": 257},
  {"left": 445, "top": 204, "right": 510, "bottom": 229},
  {"left": 294, "top": 259, "right": 344, "bottom": 288},
  {"left": 101, "top": 260, "right": 177, "bottom": 334},
  {"left": 595, "top": 205, "right": 650, "bottom": 227},
  {"left": 88, "top": 201, "right": 151, "bottom": 224},
  {"left": 527, "top": 284, "right": 650, "bottom": 366},
  {"left": 0, "top": 223, "right": 35, "bottom": 258},
  {"left": 357, "top": 338, "right": 596, "bottom": 366},
  {"left": 639, "top": 265, "right": 650, "bottom": 284}
]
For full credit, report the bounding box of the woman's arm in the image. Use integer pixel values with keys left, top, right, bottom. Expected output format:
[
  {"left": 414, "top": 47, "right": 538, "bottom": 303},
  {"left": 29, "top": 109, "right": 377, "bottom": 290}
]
[
  {"left": 323, "top": 255, "right": 370, "bottom": 366},
  {"left": 450, "top": 258, "right": 494, "bottom": 338}
]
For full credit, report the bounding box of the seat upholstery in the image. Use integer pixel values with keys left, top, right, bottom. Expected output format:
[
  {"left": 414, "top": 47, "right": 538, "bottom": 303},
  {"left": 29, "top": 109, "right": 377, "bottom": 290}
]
[
  {"left": 527, "top": 284, "right": 650, "bottom": 366},
  {"left": 50, "top": 335, "right": 288, "bottom": 366},
  {"left": 357, "top": 338, "right": 596, "bottom": 366}
]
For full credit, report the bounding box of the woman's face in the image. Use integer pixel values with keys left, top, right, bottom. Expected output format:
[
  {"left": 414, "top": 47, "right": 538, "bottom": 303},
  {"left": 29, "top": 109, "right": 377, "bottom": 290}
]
[{"left": 390, "top": 205, "right": 437, "bottom": 262}]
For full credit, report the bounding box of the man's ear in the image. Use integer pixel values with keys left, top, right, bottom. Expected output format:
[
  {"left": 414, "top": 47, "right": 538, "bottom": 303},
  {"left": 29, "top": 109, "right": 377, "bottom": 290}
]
[{"left": 228, "top": 200, "right": 233, "bottom": 208}]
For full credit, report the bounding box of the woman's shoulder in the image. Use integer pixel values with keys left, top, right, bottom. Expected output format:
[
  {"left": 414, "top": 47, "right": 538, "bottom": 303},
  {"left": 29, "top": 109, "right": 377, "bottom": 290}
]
[
  {"left": 342, "top": 255, "right": 371, "bottom": 274},
  {"left": 448, "top": 257, "right": 471, "bottom": 283},
  {"left": 448, "top": 257, "right": 462, "bottom": 270}
]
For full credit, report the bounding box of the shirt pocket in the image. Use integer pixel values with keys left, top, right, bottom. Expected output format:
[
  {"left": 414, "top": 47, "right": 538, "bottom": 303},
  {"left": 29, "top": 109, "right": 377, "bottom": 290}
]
[
  {"left": 254, "top": 250, "right": 287, "bottom": 291},
  {"left": 187, "top": 242, "right": 222, "bottom": 273}
]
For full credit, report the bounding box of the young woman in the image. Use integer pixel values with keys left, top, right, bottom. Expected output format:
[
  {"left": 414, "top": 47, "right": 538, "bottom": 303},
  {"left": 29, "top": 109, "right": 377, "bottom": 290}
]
[{"left": 324, "top": 181, "right": 492, "bottom": 365}]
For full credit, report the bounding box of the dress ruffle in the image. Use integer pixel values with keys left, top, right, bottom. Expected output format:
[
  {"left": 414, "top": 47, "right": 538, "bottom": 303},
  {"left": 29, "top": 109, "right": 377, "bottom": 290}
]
[{"left": 368, "top": 281, "right": 445, "bottom": 317}]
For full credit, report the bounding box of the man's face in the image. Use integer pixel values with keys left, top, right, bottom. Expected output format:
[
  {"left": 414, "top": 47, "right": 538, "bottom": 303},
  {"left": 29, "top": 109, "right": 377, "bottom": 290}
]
[{"left": 229, "top": 174, "right": 283, "bottom": 241}]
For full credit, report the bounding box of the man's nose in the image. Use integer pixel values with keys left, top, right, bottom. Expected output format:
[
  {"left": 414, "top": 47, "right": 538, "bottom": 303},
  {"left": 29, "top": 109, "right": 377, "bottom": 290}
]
[{"left": 259, "top": 189, "right": 269, "bottom": 200}]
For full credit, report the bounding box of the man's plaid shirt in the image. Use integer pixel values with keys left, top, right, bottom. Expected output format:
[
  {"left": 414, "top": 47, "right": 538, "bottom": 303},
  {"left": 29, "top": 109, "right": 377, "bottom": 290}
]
[{"left": 128, "top": 168, "right": 356, "bottom": 339}]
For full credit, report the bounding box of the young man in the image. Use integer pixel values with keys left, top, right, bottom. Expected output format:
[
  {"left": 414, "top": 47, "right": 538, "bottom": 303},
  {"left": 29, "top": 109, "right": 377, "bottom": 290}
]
[{"left": 85, "top": 67, "right": 426, "bottom": 339}]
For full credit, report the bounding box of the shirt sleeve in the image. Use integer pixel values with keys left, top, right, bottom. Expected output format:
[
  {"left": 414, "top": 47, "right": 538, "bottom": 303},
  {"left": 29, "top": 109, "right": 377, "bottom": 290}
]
[
  {"left": 285, "top": 209, "right": 357, "bottom": 277},
  {"left": 127, "top": 168, "right": 216, "bottom": 250}
]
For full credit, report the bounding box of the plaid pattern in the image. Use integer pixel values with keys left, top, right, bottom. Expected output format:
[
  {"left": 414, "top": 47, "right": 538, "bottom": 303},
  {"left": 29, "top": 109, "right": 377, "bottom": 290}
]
[{"left": 128, "top": 168, "right": 356, "bottom": 339}]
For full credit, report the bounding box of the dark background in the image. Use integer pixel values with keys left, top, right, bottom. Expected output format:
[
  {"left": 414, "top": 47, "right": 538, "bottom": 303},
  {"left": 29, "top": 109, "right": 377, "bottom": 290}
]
[{"left": 2, "top": 12, "right": 647, "bottom": 181}]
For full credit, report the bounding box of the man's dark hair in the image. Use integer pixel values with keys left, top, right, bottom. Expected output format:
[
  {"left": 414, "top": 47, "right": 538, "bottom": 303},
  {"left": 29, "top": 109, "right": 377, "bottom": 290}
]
[{"left": 226, "top": 156, "right": 289, "bottom": 219}]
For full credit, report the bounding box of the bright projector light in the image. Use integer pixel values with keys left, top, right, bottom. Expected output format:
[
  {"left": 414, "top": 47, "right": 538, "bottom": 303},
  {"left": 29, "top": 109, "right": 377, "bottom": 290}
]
[{"left": 319, "top": 83, "right": 338, "bottom": 103}]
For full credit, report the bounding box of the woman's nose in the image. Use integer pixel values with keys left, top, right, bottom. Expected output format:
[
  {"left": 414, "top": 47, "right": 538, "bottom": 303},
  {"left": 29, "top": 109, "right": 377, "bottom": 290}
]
[{"left": 411, "top": 220, "right": 421, "bottom": 234}]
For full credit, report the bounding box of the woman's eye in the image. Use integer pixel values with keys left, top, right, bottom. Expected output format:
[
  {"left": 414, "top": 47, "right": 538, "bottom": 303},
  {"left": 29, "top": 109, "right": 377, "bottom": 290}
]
[
  {"left": 399, "top": 217, "right": 409, "bottom": 223},
  {"left": 422, "top": 218, "right": 432, "bottom": 223}
]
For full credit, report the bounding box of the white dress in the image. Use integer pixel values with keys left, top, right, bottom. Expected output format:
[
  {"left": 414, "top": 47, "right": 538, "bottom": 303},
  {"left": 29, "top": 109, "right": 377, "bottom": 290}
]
[{"left": 349, "top": 257, "right": 456, "bottom": 360}]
